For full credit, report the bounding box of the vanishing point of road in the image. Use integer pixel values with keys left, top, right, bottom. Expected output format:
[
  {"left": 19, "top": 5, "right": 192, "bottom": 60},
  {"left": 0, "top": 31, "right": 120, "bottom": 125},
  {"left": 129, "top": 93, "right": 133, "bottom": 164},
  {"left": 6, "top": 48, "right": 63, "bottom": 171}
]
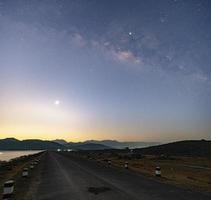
[{"left": 35, "top": 152, "right": 210, "bottom": 200}]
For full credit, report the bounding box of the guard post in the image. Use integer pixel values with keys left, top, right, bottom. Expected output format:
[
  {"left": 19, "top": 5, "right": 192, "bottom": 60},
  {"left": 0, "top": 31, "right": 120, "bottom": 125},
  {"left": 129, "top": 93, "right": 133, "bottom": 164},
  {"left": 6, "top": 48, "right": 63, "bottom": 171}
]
[
  {"left": 3, "top": 180, "right": 14, "bottom": 199},
  {"left": 155, "top": 166, "right": 161, "bottom": 177}
]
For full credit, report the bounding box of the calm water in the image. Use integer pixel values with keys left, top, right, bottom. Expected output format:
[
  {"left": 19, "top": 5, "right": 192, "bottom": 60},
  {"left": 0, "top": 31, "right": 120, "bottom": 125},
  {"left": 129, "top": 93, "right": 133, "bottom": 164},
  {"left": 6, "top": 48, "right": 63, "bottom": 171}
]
[{"left": 0, "top": 150, "right": 42, "bottom": 161}]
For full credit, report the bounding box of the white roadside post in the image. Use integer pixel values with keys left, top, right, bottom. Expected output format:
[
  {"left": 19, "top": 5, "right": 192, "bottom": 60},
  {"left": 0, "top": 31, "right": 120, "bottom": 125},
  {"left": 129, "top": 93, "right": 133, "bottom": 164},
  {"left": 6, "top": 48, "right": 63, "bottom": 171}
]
[
  {"left": 22, "top": 168, "right": 29, "bottom": 178},
  {"left": 3, "top": 180, "right": 14, "bottom": 199},
  {"left": 33, "top": 161, "right": 38, "bottom": 165},
  {"left": 124, "top": 162, "right": 129, "bottom": 169},
  {"left": 155, "top": 166, "right": 161, "bottom": 177}
]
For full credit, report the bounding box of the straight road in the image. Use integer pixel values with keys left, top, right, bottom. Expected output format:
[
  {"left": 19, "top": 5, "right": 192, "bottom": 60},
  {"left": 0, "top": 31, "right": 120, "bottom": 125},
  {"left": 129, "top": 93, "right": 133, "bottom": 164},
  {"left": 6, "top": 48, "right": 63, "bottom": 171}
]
[{"left": 36, "top": 152, "right": 210, "bottom": 200}]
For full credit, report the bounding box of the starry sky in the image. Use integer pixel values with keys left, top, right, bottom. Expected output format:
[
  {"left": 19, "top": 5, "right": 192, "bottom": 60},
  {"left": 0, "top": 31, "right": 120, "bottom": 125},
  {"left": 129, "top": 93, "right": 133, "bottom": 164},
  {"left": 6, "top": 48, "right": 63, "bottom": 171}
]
[{"left": 0, "top": 0, "right": 210, "bottom": 142}]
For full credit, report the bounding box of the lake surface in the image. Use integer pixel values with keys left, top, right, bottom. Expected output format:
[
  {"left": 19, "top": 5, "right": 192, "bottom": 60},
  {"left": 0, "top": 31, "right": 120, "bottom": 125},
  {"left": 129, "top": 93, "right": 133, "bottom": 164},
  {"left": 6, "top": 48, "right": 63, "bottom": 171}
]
[{"left": 0, "top": 150, "right": 42, "bottom": 161}]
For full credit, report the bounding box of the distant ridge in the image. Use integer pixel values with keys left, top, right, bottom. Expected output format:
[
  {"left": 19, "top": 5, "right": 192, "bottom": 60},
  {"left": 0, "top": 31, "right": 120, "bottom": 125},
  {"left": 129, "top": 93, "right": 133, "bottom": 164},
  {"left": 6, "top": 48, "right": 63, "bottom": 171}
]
[
  {"left": 53, "top": 139, "right": 159, "bottom": 149},
  {"left": 135, "top": 140, "right": 211, "bottom": 157},
  {"left": 53, "top": 139, "right": 68, "bottom": 145},
  {"left": 0, "top": 138, "right": 64, "bottom": 150},
  {"left": 74, "top": 143, "right": 111, "bottom": 150},
  {"left": 1, "top": 138, "right": 211, "bottom": 155},
  {"left": 0, "top": 138, "right": 158, "bottom": 150},
  {"left": 0, "top": 138, "right": 111, "bottom": 150},
  {"left": 83, "top": 140, "right": 159, "bottom": 149}
]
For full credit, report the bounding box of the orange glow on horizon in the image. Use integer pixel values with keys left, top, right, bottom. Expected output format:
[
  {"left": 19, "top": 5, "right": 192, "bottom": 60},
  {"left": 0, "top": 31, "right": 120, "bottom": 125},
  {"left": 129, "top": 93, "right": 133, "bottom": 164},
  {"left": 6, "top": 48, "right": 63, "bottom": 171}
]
[{"left": 0, "top": 96, "right": 210, "bottom": 143}]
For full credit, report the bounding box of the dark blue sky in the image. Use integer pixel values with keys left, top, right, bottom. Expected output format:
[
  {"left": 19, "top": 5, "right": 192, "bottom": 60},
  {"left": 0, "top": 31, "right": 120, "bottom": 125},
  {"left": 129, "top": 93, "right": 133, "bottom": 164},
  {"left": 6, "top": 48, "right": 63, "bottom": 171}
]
[{"left": 0, "top": 0, "right": 210, "bottom": 141}]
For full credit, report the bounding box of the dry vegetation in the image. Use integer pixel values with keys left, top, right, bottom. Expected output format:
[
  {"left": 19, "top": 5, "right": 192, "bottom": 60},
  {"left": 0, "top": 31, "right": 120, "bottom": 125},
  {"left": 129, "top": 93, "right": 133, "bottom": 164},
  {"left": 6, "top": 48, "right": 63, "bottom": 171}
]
[{"left": 69, "top": 151, "right": 211, "bottom": 194}]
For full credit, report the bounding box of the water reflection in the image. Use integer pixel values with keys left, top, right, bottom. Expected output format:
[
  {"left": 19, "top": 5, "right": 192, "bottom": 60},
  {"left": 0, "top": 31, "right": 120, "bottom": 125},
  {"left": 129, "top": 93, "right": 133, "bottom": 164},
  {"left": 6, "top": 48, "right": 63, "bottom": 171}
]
[{"left": 0, "top": 151, "right": 42, "bottom": 161}]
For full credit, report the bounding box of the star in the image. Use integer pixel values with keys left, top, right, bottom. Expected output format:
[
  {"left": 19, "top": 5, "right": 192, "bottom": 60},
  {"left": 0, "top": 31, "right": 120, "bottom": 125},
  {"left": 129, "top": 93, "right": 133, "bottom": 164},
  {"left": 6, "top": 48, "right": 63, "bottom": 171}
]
[
  {"left": 54, "top": 100, "right": 60, "bottom": 106},
  {"left": 160, "top": 18, "right": 165, "bottom": 23}
]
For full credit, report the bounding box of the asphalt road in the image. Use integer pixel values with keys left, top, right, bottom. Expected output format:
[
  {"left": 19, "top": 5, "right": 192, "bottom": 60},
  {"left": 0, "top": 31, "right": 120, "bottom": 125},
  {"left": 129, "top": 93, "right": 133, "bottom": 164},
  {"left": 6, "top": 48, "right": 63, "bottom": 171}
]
[{"left": 36, "top": 152, "right": 210, "bottom": 200}]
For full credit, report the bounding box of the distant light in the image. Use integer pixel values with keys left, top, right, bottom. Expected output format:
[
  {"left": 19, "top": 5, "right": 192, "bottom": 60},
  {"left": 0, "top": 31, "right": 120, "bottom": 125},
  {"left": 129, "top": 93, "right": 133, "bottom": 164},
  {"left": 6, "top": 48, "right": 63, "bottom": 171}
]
[
  {"left": 54, "top": 100, "right": 60, "bottom": 106},
  {"left": 129, "top": 32, "right": 132, "bottom": 36}
]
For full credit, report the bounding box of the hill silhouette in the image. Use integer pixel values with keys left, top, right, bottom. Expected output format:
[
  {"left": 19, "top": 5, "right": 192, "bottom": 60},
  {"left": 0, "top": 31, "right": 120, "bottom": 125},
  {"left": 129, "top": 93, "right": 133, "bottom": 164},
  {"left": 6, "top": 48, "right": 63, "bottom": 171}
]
[
  {"left": 135, "top": 140, "right": 211, "bottom": 157},
  {"left": 0, "top": 138, "right": 64, "bottom": 150},
  {"left": 2, "top": 138, "right": 210, "bottom": 155},
  {"left": 0, "top": 138, "right": 111, "bottom": 150},
  {"left": 53, "top": 139, "right": 159, "bottom": 149},
  {"left": 74, "top": 143, "right": 111, "bottom": 150}
]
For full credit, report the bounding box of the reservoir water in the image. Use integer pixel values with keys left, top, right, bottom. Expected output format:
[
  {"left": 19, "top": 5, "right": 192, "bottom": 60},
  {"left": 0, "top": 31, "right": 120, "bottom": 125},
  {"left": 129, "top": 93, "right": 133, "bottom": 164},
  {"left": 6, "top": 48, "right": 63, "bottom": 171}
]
[{"left": 0, "top": 150, "right": 42, "bottom": 161}]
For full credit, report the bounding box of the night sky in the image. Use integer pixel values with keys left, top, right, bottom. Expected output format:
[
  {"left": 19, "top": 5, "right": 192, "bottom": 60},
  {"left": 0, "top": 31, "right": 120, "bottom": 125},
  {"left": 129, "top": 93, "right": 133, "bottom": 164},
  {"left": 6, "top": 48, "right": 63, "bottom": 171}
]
[{"left": 0, "top": 0, "right": 210, "bottom": 142}]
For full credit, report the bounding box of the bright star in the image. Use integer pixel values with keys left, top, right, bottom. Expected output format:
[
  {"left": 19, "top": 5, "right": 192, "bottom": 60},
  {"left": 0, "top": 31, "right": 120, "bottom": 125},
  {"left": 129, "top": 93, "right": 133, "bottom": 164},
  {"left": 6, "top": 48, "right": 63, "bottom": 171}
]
[{"left": 54, "top": 100, "right": 60, "bottom": 106}]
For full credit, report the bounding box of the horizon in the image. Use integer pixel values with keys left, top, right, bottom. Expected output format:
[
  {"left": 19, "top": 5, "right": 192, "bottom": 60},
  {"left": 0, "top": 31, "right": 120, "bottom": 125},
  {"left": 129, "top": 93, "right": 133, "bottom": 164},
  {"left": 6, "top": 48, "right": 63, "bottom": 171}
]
[
  {"left": 0, "top": 137, "right": 209, "bottom": 145},
  {"left": 0, "top": 0, "right": 211, "bottom": 142},
  {"left": 0, "top": 136, "right": 160, "bottom": 143}
]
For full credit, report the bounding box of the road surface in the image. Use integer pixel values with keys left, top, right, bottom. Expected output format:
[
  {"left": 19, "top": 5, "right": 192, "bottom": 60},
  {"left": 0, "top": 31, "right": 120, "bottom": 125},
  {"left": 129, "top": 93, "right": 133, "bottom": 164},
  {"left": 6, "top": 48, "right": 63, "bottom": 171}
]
[{"left": 36, "top": 152, "right": 210, "bottom": 200}]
